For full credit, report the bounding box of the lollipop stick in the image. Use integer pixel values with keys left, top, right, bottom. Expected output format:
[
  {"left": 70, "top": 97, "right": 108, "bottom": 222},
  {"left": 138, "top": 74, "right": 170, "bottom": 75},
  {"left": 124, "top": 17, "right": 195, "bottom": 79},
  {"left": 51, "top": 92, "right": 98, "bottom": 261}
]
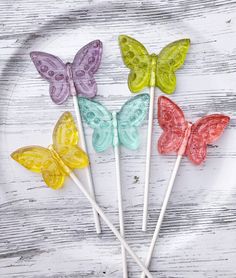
[
  {"left": 72, "top": 95, "right": 101, "bottom": 234},
  {"left": 69, "top": 171, "right": 153, "bottom": 278},
  {"left": 142, "top": 86, "right": 155, "bottom": 231},
  {"left": 140, "top": 154, "right": 182, "bottom": 278},
  {"left": 114, "top": 144, "right": 128, "bottom": 278}
]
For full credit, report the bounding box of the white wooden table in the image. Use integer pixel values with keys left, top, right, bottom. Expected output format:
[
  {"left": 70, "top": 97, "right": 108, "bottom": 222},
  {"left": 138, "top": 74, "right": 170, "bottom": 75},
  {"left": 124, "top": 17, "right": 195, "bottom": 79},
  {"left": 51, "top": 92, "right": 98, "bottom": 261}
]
[{"left": 1, "top": 1, "right": 236, "bottom": 277}]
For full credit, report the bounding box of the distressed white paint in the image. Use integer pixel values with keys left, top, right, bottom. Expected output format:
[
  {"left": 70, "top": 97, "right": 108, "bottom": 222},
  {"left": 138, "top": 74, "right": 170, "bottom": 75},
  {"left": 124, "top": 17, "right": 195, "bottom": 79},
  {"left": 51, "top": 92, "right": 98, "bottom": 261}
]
[{"left": 1, "top": 0, "right": 236, "bottom": 277}]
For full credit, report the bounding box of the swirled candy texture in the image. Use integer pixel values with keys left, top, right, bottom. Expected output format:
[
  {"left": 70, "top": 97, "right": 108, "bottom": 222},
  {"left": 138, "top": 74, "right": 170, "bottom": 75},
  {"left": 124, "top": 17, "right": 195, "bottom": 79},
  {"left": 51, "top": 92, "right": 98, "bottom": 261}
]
[
  {"left": 11, "top": 112, "right": 89, "bottom": 189},
  {"left": 119, "top": 35, "right": 190, "bottom": 94},
  {"left": 78, "top": 94, "right": 150, "bottom": 152},
  {"left": 158, "top": 96, "right": 230, "bottom": 165},
  {"left": 30, "top": 40, "right": 103, "bottom": 104}
]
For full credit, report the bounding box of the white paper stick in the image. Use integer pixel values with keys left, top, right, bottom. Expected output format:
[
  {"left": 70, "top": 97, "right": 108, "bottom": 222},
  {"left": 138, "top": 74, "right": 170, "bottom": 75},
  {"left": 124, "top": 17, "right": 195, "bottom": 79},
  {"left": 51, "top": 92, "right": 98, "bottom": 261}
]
[
  {"left": 142, "top": 86, "right": 155, "bottom": 231},
  {"left": 69, "top": 171, "right": 153, "bottom": 278},
  {"left": 72, "top": 95, "right": 101, "bottom": 234},
  {"left": 140, "top": 154, "right": 182, "bottom": 278},
  {"left": 114, "top": 144, "right": 128, "bottom": 278}
]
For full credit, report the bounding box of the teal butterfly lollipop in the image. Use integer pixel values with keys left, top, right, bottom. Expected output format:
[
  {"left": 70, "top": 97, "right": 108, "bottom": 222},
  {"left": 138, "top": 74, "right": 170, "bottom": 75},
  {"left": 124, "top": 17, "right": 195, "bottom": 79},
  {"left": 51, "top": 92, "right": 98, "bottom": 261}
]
[{"left": 78, "top": 94, "right": 150, "bottom": 278}]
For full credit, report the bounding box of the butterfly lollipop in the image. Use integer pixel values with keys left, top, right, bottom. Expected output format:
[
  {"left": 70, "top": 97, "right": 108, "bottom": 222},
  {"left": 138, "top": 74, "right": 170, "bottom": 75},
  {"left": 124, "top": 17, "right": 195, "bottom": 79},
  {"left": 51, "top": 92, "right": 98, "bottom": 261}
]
[
  {"left": 11, "top": 112, "right": 153, "bottom": 278},
  {"left": 79, "top": 94, "right": 150, "bottom": 278},
  {"left": 140, "top": 96, "right": 230, "bottom": 278},
  {"left": 30, "top": 40, "right": 102, "bottom": 233},
  {"left": 119, "top": 35, "right": 190, "bottom": 231}
]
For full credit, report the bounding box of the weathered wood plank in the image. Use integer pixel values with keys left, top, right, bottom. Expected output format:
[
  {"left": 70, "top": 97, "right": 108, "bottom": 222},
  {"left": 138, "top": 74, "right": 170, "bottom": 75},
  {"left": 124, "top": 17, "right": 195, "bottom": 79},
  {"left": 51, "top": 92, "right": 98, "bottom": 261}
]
[{"left": 1, "top": 0, "right": 236, "bottom": 277}]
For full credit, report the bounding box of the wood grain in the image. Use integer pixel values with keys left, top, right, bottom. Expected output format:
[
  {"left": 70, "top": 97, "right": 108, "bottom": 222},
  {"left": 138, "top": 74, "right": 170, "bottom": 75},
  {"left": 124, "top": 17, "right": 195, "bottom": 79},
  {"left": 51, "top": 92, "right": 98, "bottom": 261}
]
[{"left": 1, "top": 0, "right": 236, "bottom": 277}]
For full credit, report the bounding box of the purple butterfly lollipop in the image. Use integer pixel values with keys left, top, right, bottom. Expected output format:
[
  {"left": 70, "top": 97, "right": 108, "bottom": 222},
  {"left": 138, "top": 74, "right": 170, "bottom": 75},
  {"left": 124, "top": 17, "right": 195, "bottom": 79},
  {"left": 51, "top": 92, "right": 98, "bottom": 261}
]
[
  {"left": 30, "top": 40, "right": 103, "bottom": 104},
  {"left": 30, "top": 40, "right": 103, "bottom": 234}
]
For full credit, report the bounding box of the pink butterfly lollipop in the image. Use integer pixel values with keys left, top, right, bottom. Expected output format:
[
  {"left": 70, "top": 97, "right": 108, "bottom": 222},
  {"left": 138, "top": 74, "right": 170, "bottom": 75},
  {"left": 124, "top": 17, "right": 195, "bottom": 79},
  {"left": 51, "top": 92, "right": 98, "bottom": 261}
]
[
  {"left": 30, "top": 40, "right": 103, "bottom": 234},
  {"left": 141, "top": 96, "right": 230, "bottom": 278},
  {"left": 158, "top": 96, "right": 230, "bottom": 163}
]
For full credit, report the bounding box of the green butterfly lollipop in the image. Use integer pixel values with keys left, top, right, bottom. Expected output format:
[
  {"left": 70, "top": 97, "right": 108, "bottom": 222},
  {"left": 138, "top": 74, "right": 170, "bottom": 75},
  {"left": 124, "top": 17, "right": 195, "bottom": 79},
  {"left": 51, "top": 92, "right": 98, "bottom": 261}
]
[
  {"left": 79, "top": 93, "right": 149, "bottom": 277},
  {"left": 119, "top": 35, "right": 190, "bottom": 231},
  {"left": 119, "top": 35, "right": 190, "bottom": 94}
]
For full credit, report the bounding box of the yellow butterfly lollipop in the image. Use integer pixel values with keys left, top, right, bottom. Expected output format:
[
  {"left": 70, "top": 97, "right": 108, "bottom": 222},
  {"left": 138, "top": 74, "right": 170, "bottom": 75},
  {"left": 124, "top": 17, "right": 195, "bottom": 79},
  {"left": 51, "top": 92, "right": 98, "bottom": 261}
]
[
  {"left": 10, "top": 112, "right": 153, "bottom": 277},
  {"left": 11, "top": 112, "right": 89, "bottom": 189},
  {"left": 119, "top": 35, "right": 190, "bottom": 231}
]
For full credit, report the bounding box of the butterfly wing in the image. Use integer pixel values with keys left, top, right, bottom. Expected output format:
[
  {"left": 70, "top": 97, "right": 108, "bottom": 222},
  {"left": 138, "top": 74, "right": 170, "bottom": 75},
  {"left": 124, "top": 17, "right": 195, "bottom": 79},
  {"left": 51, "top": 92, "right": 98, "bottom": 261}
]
[
  {"left": 117, "top": 94, "right": 150, "bottom": 150},
  {"left": 11, "top": 146, "right": 65, "bottom": 189},
  {"left": 158, "top": 96, "right": 187, "bottom": 154},
  {"left": 30, "top": 51, "right": 70, "bottom": 104},
  {"left": 71, "top": 40, "right": 103, "bottom": 98},
  {"left": 78, "top": 97, "right": 113, "bottom": 152},
  {"left": 42, "top": 159, "right": 65, "bottom": 190},
  {"left": 119, "top": 35, "right": 151, "bottom": 93},
  {"left": 156, "top": 39, "right": 190, "bottom": 94},
  {"left": 53, "top": 112, "right": 89, "bottom": 169},
  {"left": 186, "top": 115, "right": 230, "bottom": 165}
]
